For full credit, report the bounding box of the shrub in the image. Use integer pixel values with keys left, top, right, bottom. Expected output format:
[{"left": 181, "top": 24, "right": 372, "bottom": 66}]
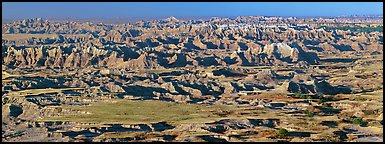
[
  {"left": 354, "top": 96, "right": 367, "bottom": 101},
  {"left": 304, "top": 110, "right": 314, "bottom": 117},
  {"left": 352, "top": 118, "right": 363, "bottom": 125},
  {"left": 316, "top": 93, "right": 324, "bottom": 99},
  {"left": 294, "top": 92, "right": 301, "bottom": 98},
  {"left": 363, "top": 109, "right": 378, "bottom": 115},
  {"left": 277, "top": 128, "right": 288, "bottom": 138}
]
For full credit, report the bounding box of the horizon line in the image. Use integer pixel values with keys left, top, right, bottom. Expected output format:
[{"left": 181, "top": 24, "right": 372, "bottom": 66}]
[{"left": 3, "top": 14, "right": 383, "bottom": 21}]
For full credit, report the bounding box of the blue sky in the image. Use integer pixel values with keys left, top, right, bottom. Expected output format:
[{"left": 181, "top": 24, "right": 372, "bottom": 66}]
[{"left": 2, "top": 2, "right": 383, "bottom": 20}]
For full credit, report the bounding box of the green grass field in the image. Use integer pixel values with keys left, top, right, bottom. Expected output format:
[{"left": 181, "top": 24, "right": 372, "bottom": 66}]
[
  {"left": 40, "top": 100, "right": 236, "bottom": 124},
  {"left": 6, "top": 87, "right": 85, "bottom": 97}
]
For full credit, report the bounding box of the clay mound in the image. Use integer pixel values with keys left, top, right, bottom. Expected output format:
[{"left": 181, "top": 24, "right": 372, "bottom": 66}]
[
  {"left": 195, "top": 56, "right": 220, "bottom": 67},
  {"left": 3, "top": 44, "right": 142, "bottom": 68},
  {"left": 226, "top": 42, "right": 321, "bottom": 66},
  {"left": 263, "top": 42, "right": 320, "bottom": 64},
  {"left": 212, "top": 69, "right": 247, "bottom": 77},
  {"left": 192, "top": 36, "right": 207, "bottom": 49},
  {"left": 286, "top": 80, "right": 352, "bottom": 95},
  {"left": 102, "top": 82, "right": 125, "bottom": 93},
  {"left": 125, "top": 53, "right": 161, "bottom": 69},
  {"left": 104, "top": 30, "right": 123, "bottom": 43},
  {"left": 240, "top": 44, "right": 272, "bottom": 66},
  {"left": 163, "top": 16, "right": 179, "bottom": 22},
  {"left": 167, "top": 53, "right": 193, "bottom": 68}
]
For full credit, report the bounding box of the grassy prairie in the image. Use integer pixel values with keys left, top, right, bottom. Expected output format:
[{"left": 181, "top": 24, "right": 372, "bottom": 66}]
[
  {"left": 2, "top": 34, "right": 58, "bottom": 41},
  {"left": 229, "top": 65, "right": 272, "bottom": 69},
  {"left": 2, "top": 71, "right": 11, "bottom": 79},
  {"left": 139, "top": 69, "right": 183, "bottom": 74},
  {"left": 6, "top": 87, "right": 85, "bottom": 97},
  {"left": 39, "top": 99, "right": 305, "bottom": 126},
  {"left": 2, "top": 71, "right": 41, "bottom": 80},
  {"left": 2, "top": 70, "right": 76, "bottom": 80},
  {"left": 40, "top": 100, "right": 240, "bottom": 124}
]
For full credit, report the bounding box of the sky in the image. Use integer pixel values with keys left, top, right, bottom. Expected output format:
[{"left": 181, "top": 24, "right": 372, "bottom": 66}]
[{"left": 2, "top": 2, "right": 383, "bottom": 21}]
